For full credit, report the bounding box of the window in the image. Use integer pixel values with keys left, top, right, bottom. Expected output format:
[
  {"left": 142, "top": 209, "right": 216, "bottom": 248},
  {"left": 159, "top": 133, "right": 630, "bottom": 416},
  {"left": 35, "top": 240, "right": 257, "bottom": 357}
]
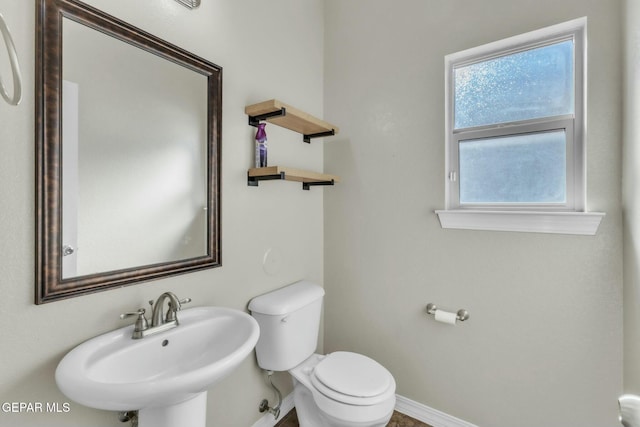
[{"left": 436, "top": 18, "right": 604, "bottom": 234}]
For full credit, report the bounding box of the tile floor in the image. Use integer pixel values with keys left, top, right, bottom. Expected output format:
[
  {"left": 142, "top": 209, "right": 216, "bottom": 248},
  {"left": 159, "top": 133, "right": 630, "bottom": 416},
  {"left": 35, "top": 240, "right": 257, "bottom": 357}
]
[{"left": 274, "top": 408, "right": 432, "bottom": 427}]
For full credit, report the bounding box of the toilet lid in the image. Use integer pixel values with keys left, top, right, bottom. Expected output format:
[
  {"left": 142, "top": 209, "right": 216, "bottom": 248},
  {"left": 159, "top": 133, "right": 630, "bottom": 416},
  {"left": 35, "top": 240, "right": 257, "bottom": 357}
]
[{"left": 312, "top": 352, "right": 392, "bottom": 398}]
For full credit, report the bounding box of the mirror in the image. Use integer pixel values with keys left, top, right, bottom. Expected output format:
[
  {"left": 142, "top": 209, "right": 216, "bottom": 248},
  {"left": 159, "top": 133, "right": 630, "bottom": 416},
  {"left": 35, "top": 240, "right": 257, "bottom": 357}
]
[{"left": 36, "top": 0, "right": 222, "bottom": 304}]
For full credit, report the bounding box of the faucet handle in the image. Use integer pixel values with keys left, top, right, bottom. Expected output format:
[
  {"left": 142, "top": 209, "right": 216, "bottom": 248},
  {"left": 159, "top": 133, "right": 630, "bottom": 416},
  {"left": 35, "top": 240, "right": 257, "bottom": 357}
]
[
  {"left": 120, "top": 308, "right": 149, "bottom": 338},
  {"left": 165, "top": 297, "right": 191, "bottom": 322},
  {"left": 167, "top": 297, "right": 192, "bottom": 311},
  {"left": 120, "top": 308, "right": 146, "bottom": 319}
]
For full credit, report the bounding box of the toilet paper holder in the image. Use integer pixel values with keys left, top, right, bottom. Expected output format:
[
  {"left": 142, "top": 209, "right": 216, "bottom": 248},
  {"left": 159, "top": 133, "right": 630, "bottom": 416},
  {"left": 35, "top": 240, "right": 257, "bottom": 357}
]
[{"left": 426, "top": 303, "right": 469, "bottom": 322}]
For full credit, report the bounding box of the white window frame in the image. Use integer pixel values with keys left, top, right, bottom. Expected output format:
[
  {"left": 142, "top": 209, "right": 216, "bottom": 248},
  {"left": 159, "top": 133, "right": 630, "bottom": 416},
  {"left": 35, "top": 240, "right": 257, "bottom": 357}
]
[{"left": 436, "top": 17, "right": 605, "bottom": 235}]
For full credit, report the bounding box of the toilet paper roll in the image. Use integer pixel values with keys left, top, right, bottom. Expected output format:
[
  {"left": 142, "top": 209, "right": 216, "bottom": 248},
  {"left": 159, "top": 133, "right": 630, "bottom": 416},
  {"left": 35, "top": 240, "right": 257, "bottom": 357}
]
[{"left": 434, "top": 309, "right": 457, "bottom": 325}]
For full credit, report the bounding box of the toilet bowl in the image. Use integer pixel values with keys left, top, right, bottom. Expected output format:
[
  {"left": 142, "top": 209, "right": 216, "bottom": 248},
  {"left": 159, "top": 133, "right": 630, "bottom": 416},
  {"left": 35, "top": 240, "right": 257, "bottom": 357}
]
[
  {"left": 249, "top": 281, "right": 396, "bottom": 427},
  {"left": 620, "top": 394, "right": 640, "bottom": 427},
  {"left": 290, "top": 353, "right": 396, "bottom": 427}
]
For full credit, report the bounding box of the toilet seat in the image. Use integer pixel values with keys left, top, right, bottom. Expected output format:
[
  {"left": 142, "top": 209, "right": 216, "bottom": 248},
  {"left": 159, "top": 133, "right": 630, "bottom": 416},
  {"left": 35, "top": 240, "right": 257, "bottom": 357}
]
[
  {"left": 289, "top": 353, "right": 397, "bottom": 425},
  {"left": 310, "top": 352, "right": 395, "bottom": 406}
]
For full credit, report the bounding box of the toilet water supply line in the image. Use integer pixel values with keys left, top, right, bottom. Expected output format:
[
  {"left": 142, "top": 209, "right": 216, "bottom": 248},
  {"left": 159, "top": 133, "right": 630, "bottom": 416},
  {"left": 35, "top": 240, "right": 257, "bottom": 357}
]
[
  {"left": 259, "top": 370, "right": 282, "bottom": 419},
  {"left": 118, "top": 411, "right": 138, "bottom": 426}
]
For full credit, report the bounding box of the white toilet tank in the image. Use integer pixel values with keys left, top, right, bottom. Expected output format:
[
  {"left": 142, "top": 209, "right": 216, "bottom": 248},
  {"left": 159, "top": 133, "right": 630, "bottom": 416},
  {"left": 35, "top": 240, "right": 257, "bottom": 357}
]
[{"left": 249, "top": 281, "right": 325, "bottom": 371}]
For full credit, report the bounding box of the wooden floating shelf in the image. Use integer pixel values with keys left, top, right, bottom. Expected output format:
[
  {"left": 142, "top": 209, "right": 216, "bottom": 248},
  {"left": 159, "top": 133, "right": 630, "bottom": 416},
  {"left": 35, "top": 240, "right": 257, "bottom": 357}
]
[
  {"left": 248, "top": 166, "right": 340, "bottom": 190},
  {"left": 245, "top": 100, "right": 341, "bottom": 190},
  {"left": 245, "top": 99, "right": 339, "bottom": 143}
]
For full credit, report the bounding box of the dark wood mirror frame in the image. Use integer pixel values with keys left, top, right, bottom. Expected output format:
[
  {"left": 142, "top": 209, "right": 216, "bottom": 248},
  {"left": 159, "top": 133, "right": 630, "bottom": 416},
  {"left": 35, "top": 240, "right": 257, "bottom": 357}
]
[{"left": 35, "top": 0, "right": 222, "bottom": 304}]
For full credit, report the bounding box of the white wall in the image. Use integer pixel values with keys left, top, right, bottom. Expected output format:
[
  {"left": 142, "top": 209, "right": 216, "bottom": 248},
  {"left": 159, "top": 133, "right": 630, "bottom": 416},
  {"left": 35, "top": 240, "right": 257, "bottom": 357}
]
[
  {"left": 323, "top": 1, "right": 623, "bottom": 426},
  {"left": 623, "top": 0, "right": 640, "bottom": 394},
  {"left": 0, "top": 0, "right": 324, "bottom": 425}
]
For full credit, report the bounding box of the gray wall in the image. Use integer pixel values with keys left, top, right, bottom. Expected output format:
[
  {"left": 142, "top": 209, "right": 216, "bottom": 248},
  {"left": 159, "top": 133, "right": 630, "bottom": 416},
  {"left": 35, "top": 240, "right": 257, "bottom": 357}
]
[
  {"left": 323, "top": 1, "right": 623, "bottom": 426},
  {"left": 623, "top": 0, "right": 640, "bottom": 394},
  {"left": 0, "top": 0, "right": 324, "bottom": 425}
]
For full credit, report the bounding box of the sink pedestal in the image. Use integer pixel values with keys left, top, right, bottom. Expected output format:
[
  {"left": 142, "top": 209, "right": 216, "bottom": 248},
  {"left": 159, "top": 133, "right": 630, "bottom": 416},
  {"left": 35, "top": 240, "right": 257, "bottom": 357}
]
[{"left": 139, "top": 392, "right": 207, "bottom": 427}]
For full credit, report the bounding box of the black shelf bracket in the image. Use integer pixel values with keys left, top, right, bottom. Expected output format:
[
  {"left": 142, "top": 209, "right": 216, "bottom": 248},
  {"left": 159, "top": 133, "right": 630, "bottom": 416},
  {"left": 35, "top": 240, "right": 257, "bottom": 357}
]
[
  {"left": 248, "top": 108, "right": 286, "bottom": 127},
  {"left": 303, "top": 129, "right": 336, "bottom": 143},
  {"left": 302, "top": 179, "right": 335, "bottom": 191},
  {"left": 247, "top": 171, "right": 285, "bottom": 187}
]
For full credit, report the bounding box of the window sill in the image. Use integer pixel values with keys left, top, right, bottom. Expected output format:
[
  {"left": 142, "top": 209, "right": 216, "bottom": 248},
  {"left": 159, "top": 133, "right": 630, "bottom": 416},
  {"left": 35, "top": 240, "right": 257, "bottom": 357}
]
[{"left": 435, "top": 210, "right": 605, "bottom": 235}]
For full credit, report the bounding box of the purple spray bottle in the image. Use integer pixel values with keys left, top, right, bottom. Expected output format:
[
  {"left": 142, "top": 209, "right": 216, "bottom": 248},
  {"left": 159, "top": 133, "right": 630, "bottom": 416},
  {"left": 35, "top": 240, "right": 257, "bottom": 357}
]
[{"left": 255, "top": 123, "right": 267, "bottom": 168}]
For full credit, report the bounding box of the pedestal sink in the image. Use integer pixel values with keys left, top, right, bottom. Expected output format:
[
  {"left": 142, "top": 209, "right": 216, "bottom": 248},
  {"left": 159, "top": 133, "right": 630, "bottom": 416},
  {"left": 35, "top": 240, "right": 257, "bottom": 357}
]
[{"left": 55, "top": 306, "right": 260, "bottom": 427}]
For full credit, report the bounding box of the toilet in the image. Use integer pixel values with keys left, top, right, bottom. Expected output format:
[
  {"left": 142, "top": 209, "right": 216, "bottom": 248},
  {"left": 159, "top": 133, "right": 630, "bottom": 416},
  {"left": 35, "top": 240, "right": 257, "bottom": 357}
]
[
  {"left": 619, "top": 395, "right": 640, "bottom": 427},
  {"left": 249, "top": 280, "right": 396, "bottom": 427}
]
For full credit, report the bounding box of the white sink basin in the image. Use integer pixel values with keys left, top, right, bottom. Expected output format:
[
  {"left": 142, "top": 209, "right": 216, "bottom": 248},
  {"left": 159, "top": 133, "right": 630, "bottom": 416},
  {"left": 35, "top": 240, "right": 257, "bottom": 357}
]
[{"left": 56, "top": 306, "right": 259, "bottom": 420}]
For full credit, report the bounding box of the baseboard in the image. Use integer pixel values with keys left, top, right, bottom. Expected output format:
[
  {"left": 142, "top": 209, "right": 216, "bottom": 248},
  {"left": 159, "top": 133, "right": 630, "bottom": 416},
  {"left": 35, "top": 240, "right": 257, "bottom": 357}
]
[
  {"left": 250, "top": 393, "right": 477, "bottom": 427},
  {"left": 394, "top": 395, "right": 479, "bottom": 427},
  {"left": 250, "top": 393, "right": 295, "bottom": 427}
]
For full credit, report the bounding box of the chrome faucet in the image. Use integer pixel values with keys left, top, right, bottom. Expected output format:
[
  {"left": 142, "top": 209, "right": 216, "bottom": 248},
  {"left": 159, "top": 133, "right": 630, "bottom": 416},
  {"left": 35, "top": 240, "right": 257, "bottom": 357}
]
[{"left": 120, "top": 292, "right": 191, "bottom": 339}]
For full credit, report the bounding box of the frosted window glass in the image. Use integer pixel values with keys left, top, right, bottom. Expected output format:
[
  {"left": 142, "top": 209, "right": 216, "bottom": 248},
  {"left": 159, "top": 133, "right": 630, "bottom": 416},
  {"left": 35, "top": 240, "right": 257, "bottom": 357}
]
[
  {"left": 454, "top": 40, "right": 574, "bottom": 129},
  {"left": 459, "top": 131, "right": 566, "bottom": 204}
]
